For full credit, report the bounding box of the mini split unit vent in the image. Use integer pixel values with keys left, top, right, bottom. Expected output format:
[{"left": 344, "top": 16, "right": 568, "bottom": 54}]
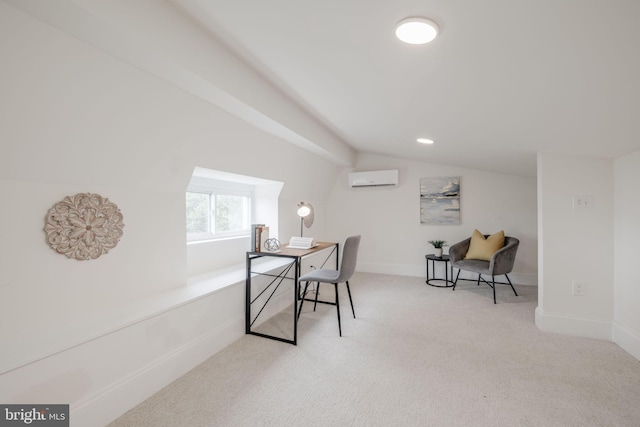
[{"left": 348, "top": 170, "right": 399, "bottom": 187}]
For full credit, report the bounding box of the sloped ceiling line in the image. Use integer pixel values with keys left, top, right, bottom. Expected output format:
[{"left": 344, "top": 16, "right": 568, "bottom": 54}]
[{"left": 3, "top": 0, "right": 355, "bottom": 166}]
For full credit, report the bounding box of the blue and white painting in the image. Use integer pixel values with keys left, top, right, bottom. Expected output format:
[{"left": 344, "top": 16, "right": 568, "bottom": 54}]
[{"left": 420, "top": 177, "right": 460, "bottom": 225}]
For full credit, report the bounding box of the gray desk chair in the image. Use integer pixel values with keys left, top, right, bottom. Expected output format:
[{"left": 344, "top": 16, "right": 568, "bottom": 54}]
[
  {"left": 298, "top": 235, "right": 361, "bottom": 336},
  {"left": 449, "top": 236, "right": 519, "bottom": 304}
]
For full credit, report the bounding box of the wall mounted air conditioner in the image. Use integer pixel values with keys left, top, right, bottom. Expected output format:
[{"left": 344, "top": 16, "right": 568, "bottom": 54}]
[{"left": 348, "top": 170, "right": 399, "bottom": 187}]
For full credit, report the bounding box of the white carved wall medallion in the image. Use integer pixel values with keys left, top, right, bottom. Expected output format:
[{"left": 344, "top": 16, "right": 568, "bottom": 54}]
[{"left": 44, "top": 193, "right": 125, "bottom": 260}]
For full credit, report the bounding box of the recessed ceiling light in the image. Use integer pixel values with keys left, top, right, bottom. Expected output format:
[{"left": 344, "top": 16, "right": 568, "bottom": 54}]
[
  {"left": 395, "top": 17, "right": 439, "bottom": 44},
  {"left": 417, "top": 138, "right": 434, "bottom": 144}
]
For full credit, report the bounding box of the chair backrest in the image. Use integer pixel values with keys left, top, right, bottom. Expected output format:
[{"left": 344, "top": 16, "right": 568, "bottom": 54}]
[
  {"left": 450, "top": 235, "right": 519, "bottom": 274},
  {"left": 492, "top": 236, "right": 519, "bottom": 275},
  {"left": 336, "top": 235, "right": 361, "bottom": 283}
]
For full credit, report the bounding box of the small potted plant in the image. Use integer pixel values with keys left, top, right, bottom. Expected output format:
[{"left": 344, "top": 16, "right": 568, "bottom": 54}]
[{"left": 428, "top": 240, "right": 447, "bottom": 258}]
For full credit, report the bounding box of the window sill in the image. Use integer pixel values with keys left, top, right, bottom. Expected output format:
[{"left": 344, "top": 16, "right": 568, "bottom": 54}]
[{"left": 187, "top": 235, "right": 250, "bottom": 246}]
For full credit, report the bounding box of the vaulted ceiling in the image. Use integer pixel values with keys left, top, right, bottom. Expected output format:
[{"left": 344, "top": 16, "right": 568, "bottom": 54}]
[
  {"left": 6, "top": 0, "right": 640, "bottom": 177},
  {"left": 172, "top": 0, "right": 640, "bottom": 176}
]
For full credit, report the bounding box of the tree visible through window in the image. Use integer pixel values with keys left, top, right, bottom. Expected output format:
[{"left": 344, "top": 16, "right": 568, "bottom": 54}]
[
  {"left": 186, "top": 190, "right": 251, "bottom": 241},
  {"left": 186, "top": 192, "right": 209, "bottom": 235},
  {"left": 186, "top": 167, "right": 282, "bottom": 247},
  {"left": 216, "top": 194, "right": 247, "bottom": 232}
]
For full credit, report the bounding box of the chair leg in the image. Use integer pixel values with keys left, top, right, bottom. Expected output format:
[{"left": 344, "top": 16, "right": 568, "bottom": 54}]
[
  {"left": 298, "top": 281, "right": 310, "bottom": 320},
  {"left": 313, "top": 282, "right": 320, "bottom": 311},
  {"left": 452, "top": 269, "right": 461, "bottom": 291},
  {"left": 492, "top": 276, "right": 496, "bottom": 304},
  {"left": 335, "top": 283, "right": 342, "bottom": 336},
  {"left": 506, "top": 274, "right": 518, "bottom": 296},
  {"left": 452, "top": 269, "right": 461, "bottom": 290},
  {"left": 345, "top": 281, "right": 356, "bottom": 318},
  {"left": 477, "top": 274, "right": 481, "bottom": 286}
]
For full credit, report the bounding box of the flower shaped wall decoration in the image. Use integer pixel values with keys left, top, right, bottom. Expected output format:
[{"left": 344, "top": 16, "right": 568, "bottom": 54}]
[{"left": 44, "top": 193, "right": 125, "bottom": 260}]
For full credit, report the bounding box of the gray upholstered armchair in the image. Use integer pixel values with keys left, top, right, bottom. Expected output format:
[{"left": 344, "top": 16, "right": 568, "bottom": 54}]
[{"left": 449, "top": 236, "right": 519, "bottom": 303}]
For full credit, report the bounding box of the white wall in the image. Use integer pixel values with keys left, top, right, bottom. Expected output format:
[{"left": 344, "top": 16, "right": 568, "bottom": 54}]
[
  {"left": 3, "top": 0, "right": 355, "bottom": 167},
  {"left": 12, "top": 1, "right": 640, "bottom": 425},
  {"left": 613, "top": 150, "right": 640, "bottom": 360},
  {"left": 327, "top": 153, "right": 538, "bottom": 285},
  {"left": 536, "top": 152, "right": 614, "bottom": 339},
  {"left": 0, "top": 3, "right": 340, "bottom": 426}
]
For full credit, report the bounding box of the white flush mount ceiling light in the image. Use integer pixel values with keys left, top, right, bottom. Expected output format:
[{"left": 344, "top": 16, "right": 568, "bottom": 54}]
[
  {"left": 417, "top": 138, "right": 434, "bottom": 144},
  {"left": 395, "top": 17, "right": 439, "bottom": 44}
]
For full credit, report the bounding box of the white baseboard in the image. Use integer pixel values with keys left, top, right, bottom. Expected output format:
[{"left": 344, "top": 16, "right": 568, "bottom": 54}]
[
  {"left": 357, "top": 262, "right": 424, "bottom": 278},
  {"left": 535, "top": 306, "right": 612, "bottom": 341},
  {"left": 612, "top": 322, "right": 640, "bottom": 362},
  {"left": 357, "top": 262, "right": 538, "bottom": 286},
  {"left": 71, "top": 315, "right": 244, "bottom": 427},
  {"left": 71, "top": 282, "right": 295, "bottom": 427}
]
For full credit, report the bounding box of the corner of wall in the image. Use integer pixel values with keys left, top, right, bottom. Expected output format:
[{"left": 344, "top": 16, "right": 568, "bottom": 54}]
[
  {"left": 535, "top": 306, "right": 612, "bottom": 341},
  {"left": 612, "top": 322, "right": 640, "bottom": 361}
]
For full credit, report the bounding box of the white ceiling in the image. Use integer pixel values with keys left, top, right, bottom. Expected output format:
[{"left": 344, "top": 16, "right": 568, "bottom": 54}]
[
  {"left": 169, "top": 0, "right": 640, "bottom": 177},
  {"left": 9, "top": 0, "right": 639, "bottom": 177}
]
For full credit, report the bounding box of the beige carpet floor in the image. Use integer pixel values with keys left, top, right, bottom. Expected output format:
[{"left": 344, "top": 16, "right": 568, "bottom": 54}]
[{"left": 109, "top": 272, "right": 640, "bottom": 427}]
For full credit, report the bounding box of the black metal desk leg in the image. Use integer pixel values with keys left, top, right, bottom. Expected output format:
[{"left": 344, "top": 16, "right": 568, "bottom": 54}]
[
  {"left": 245, "top": 253, "right": 251, "bottom": 334},
  {"left": 293, "top": 258, "right": 298, "bottom": 345}
]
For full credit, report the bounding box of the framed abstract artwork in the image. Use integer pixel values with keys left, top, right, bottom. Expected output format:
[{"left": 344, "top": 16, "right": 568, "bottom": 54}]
[{"left": 420, "top": 177, "right": 460, "bottom": 225}]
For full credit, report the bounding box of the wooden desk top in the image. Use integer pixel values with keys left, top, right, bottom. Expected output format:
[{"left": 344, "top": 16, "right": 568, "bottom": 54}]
[{"left": 250, "top": 241, "right": 337, "bottom": 258}]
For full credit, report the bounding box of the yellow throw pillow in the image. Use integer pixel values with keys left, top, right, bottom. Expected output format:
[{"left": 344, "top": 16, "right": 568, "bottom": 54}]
[{"left": 464, "top": 229, "right": 505, "bottom": 261}]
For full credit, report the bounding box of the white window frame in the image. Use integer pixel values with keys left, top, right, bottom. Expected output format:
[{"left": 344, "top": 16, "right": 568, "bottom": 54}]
[{"left": 186, "top": 177, "right": 254, "bottom": 242}]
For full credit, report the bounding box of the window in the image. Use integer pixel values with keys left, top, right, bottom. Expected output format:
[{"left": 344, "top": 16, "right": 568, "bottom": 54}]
[{"left": 186, "top": 177, "right": 253, "bottom": 242}]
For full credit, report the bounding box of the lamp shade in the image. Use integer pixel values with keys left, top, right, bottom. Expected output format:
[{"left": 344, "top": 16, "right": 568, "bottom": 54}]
[
  {"left": 297, "top": 205, "right": 311, "bottom": 217},
  {"left": 297, "top": 202, "right": 314, "bottom": 229}
]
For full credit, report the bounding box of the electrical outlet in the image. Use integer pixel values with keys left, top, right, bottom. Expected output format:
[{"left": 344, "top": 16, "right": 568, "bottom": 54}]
[
  {"left": 572, "top": 281, "right": 585, "bottom": 296},
  {"left": 573, "top": 195, "right": 593, "bottom": 210}
]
